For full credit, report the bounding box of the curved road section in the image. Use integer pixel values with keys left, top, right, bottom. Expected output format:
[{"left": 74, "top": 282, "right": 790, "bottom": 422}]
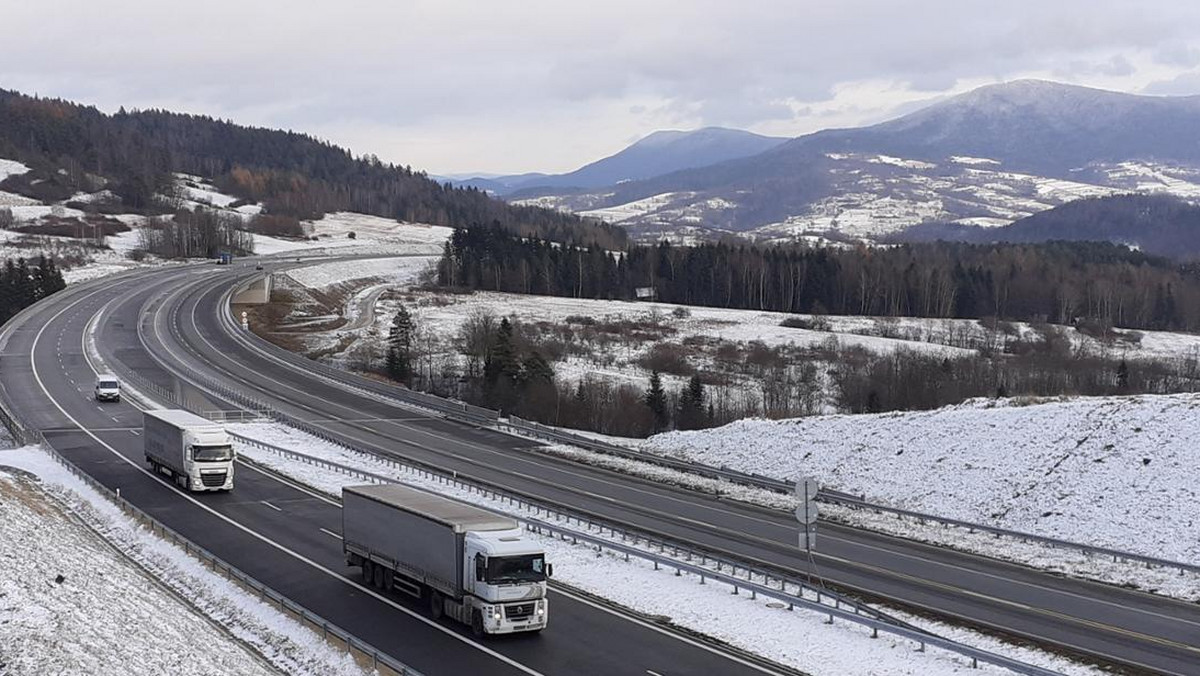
[
  {"left": 176, "top": 260, "right": 1200, "bottom": 676},
  {"left": 0, "top": 266, "right": 787, "bottom": 676}
]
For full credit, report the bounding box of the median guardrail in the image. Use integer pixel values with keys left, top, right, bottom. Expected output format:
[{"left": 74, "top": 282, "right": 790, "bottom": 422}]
[
  {"left": 237, "top": 433, "right": 1064, "bottom": 676},
  {"left": 218, "top": 267, "right": 1200, "bottom": 581},
  {"left": 33, "top": 435, "right": 424, "bottom": 676}
]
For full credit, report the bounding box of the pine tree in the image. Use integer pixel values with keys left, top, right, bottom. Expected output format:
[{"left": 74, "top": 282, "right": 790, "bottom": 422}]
[
  {"left": 676, "top": 374, "right": 707, "bottom": 430},
  {"left": 485, "top": 318, "right": 520, "bottom": 384},
  {"left": 521, "top": 350, "right": 554, "bottom": 385},
  {"left": 386, "top": 305, "right": 414, "bottom": 383},
  {"left": 644, "top": 371, "right": 668, "bottom": 432}
]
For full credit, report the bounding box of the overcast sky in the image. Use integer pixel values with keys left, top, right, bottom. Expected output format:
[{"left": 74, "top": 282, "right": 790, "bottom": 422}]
[{"left": 4, "top": 1, "right": 1200, "bottom": 175}]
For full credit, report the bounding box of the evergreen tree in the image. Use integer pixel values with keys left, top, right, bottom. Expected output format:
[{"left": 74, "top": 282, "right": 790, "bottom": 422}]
[
  {"left": 386, "top": 305, "right": 414, "bottom": 383},
  {"left": 676, "top": 374, "right": 707, "bottom": 430},
  {"left": 485, "top": 318, "right": 520, "bottom": 385},
  {"left": 521, "top": 350, "right": 554, "bottom": 385},
  {"left": 644, "top": 371, "right": 668, "bottom": 432}
]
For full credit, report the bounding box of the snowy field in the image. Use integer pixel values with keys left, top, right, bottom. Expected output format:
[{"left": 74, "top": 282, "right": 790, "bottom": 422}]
[
  {"left": 0, "top": 447, "right": 374, "bottom": 676},
  {"left": 229, "top": 422, "right": 1098, "bottom": 676},
  {"left": 285, "top": 271, "right": 1200, "bottom": 403},
  {"left": 284, "top": 255, "right": 438, "bottom": 290},
  {"left": 641, "top": 393, "right": 1200, "bottom": 567}
]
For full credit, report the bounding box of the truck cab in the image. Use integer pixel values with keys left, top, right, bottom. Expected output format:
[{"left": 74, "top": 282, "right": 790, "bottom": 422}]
[
  {"left": 462, "top": 528, "right": 549, "bottom": 634},
  {"left": 94, "top": 374, "right": 121, "bottom": 402}
]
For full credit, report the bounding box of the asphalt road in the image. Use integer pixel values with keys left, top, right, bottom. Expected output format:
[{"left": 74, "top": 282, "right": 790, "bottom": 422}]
[
  {"left": 157, "top": 262, "right": 1200, "bottom": 676},
  {"left": 0, "top": 266, "right": 785, "bottom": 676},
  {"left": 7, "top": 261, "right": 1200, "bottom": 675}
]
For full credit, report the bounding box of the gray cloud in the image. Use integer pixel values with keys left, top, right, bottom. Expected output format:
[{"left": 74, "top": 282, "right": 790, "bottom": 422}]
[
  {"left": 3, "top": 0, "right": 1200, "bottom": 173},
  {"left": 1142, "top": 70, "right": 1200, "bottom": 96}
]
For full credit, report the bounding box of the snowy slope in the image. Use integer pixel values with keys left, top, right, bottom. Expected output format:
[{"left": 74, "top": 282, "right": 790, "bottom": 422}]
[
  {"left": 229, "top": 423, "right": 1097, "bottom": 676},
  {"left": 0, "top": 463, "right": 277, "bottom": 676},
  {"left": 0, "top": 447, "right": 373, "bottom": 676},
  {"left": 643, "top": 394, "right": 1200, "bottom": 564}
]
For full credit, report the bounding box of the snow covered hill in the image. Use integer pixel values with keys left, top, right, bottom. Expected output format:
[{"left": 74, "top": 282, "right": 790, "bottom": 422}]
[
  {"left": 513, "top": 81, "right": 1200, "bottom": 244},
  {"left": 641, "top": 393, "right": 1200, "bottom": 565}
]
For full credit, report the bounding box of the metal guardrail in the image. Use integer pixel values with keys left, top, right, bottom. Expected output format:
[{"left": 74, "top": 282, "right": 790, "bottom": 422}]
[
  {"left": 0, "top": 339, "right": 424, "bottom": 675},
  {"left": 237, "top": 433, "right": 1063, "bottom": 676},
  {"left": 513, "top": 418, "right": 1200, "bottom": 576},
  {"left": 31, "top": 437, "right": 424, "bottom": 676},
  {"left": 88, "top": 273, "right": 1064, "bottom": 675},
  {"left": 820, "top": 494, "right": 1200, "bottom": 575},
  {"left": 219, "top": 269, "right": 1200, "bottom": 588}
]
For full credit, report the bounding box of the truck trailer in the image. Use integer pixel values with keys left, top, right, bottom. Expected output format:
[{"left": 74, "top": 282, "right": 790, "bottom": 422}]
[
  {"left": 342, "top": 483, "right": 550, "bottom": 635},
  {"left": 143, "top": 409, "right": 235, "bottom": 492}
]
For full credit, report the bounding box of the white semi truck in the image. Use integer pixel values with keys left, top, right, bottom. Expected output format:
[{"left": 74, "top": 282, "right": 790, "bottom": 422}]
[
  {"left": 143, "top": 409, "right": 235, "bottom": 492},
  {"left": 342, "top": 483, "right": 550, "bottom": 636}
]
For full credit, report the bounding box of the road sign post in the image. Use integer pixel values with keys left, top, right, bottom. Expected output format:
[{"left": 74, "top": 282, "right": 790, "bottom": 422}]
[{"left": 795, "top": 475, "right": 819, "bottom": 552}]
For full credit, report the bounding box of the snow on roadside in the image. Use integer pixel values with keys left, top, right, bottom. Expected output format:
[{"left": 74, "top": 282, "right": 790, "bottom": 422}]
[
  {"left": 0, "top": 455, "right": 276, "bottom": 676},
  {"left": 642, "top": 394, "right": 1200, "bottom": 567},
  {"left": 285, "top": 256, "right": 436, "bottom": 290},
  {"left": 227, "top": 422, "right": 1099, "bottom": 676},
  {"left": 0, "top": 446, "right": 372, "bottom": 676},
  {"left": 530, "top": 426, "right": 1200, "bottom": 601}
]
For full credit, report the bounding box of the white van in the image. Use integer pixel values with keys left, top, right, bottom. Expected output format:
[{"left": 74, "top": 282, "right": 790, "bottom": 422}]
[{"left": 95, "top": 374, "right": 121, "bottom": 402}]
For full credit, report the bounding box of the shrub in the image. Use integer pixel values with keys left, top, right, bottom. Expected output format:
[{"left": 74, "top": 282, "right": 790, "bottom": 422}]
[
  {"left": 671, "top": 306, "right": 691, "bottom": 319},
  {"left": 637, "top": 342, "right": 695, "bottom": 376}
]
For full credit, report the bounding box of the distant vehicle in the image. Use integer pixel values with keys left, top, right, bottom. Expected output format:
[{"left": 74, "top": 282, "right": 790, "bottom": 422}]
[
  {"left": 143, "top": 409, "right": 234, "bottom": 492},
  {"left": 216, "top": 253, "right": 233, "bottom": 265},
  {"left": 342, "top": 483, "right": 550, "bottom": 635},
  {"left": 255, "top": 263, "right": 264, "bottom": 270},
  {"left": 94, "top": 374, "right": 121, "bottom": 402}
]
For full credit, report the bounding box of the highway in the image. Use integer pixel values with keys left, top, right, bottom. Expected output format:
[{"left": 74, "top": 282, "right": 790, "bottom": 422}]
[
  {"left": 0, "top": 266, "right": 787, "bottom": 676},
  {"left": 5, "top": 260, "right": 1200, "bottom": 675}
]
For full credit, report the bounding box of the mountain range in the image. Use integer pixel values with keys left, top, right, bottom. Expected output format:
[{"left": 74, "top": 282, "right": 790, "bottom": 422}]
[
  {"left": 444, "top": 127, "right": 786, "bottom": 195},
  {"left": 502, "top": 80, "right": 1200, "bottom": 243}
]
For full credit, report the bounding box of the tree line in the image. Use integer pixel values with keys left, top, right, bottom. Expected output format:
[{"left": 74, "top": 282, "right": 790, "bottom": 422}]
[
  {"left": 438, "top": 227, "right": 1200, "bottom": 331},
  {"left": 0, "top": 89, "right": 625, "bottom": 249},
  {"left": 0, "top": 256, "right": 66, "bottom": 326}
]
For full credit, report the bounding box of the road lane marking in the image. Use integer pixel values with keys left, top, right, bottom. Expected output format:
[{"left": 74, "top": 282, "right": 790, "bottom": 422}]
[
  {"left": 200, "top": 294, "right": 1200, "bottom": 632},
  {"left": 320, "top": 528, "right": 343, "bottom": 540},
  {"left": 260, "top": 500, "right": 282, "bottom": 512},
  {"left": 27, "top": 285, "right": 548, "bottom": 676},
  {"left": 170, "top": 258, "right": 1200, "bottom": 673}
]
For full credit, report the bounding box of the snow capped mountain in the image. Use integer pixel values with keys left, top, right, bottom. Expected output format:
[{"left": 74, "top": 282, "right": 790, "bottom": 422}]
[{"left": 514, "top": 80, "right": 1200, "bottom": 244}]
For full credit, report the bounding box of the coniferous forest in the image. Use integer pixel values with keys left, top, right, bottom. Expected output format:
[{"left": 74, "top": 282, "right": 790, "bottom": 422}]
[
  {"left": 0, "top": 89, "right": 625, "bottom": 248},
  {"left": 438, "top": 227, "right": 1200, "bottom": 331},
  {"left": 0, "top": 256, "right": 66, "bottom": 326}
]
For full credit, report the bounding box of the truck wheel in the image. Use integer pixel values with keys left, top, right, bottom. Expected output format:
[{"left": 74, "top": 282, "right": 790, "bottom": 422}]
[
  {"left": 429, "top": 592, "right": 443, "bottom": 620},
  {"left": 471, "top": 610, "right": 485, "bottom": 638},
  {"left": 372, "top": 563, "right": 384, "bottom": 589},
  {"left": 362, "top": 560, "right": 374, "bottom": 583}
]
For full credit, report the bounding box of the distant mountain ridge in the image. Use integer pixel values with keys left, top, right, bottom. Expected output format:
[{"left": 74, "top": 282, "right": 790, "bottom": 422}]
[
  {"left": 898, "top": 193, "right": 1200, "bottom": 260},
  {"left": 510, "top": 80, "right": 1200, "bottom": 243},
  {"left": 450, "top": 127, "right": 787, "bottom": 195}
]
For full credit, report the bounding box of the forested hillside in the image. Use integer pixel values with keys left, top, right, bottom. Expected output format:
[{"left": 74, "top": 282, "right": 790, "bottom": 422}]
[
  {"left": 0, "top": 90, "right": 624, "bottom": 248},
  {"left": 438, "top": 229, "right": 1200, "bottom": 331},
  {"left": 898, "top": 194, "right": 1200, "bottom": 260}
]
